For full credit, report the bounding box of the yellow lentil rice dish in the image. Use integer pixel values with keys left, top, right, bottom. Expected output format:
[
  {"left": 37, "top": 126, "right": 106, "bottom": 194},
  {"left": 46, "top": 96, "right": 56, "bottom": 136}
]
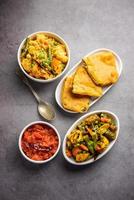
[{"left": 20, "top": 33, "right": 68, "bottom": 79}]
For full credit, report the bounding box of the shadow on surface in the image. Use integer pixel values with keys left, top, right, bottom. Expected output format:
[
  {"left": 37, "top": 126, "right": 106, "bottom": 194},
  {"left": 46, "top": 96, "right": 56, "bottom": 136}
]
[
  {"left": 15, "top": 148, "right": 50, "bottom": 172},
  {"left": 61, "top": 150, "right": 113, "bottom": 173},
  {"left": 62, "top": 157, "right": 96, "bottom": 172}
]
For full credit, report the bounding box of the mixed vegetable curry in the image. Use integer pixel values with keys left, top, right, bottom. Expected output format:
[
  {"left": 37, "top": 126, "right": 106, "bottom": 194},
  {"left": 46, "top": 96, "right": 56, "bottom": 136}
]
[
  {"left": 20, "top": 33, "right": 68, "bottom": 79},
  {"left": 66, "top": 113, "right": 117, "bottom": 162}
]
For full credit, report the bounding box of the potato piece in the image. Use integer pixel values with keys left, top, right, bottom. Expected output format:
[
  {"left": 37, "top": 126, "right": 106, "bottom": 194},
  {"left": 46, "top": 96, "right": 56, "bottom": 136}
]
[
  {"left": 95, "top": 136, "right": 109, "bottom": 153},
  {"left": 76, "top": 153, "right": 89, "bottom": 162},
  {"left": 97, "top": 123, "right": 110, "bottom": 135}
]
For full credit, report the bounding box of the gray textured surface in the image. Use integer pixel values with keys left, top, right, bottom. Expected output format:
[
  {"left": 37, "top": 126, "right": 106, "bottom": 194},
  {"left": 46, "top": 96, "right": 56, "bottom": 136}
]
[{"left": 0, "top": 0, "right": 134, "bottom": 200}]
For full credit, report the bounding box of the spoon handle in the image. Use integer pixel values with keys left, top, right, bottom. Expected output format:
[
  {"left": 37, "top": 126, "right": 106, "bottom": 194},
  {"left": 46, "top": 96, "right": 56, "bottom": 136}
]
[{"left": 16, "top": 69, "right": 41, "bottom": 103}]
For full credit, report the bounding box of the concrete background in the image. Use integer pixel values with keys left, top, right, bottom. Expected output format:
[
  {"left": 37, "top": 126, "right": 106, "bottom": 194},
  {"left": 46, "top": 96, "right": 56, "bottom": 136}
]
[{"left": 0, "top": 0, "right": 134, "bottom": 200}]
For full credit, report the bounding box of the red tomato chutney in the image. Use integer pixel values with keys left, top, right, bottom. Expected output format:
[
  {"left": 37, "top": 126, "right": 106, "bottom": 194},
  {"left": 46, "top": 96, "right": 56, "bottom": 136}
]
[{"left": 21, "top": 124, "right": 59, "bottom": 161}]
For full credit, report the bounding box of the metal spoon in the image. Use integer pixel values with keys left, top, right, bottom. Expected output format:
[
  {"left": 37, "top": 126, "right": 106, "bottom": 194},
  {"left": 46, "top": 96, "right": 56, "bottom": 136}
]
[{"left": 16, "top": 69, "right": 56, "bottom": 121}]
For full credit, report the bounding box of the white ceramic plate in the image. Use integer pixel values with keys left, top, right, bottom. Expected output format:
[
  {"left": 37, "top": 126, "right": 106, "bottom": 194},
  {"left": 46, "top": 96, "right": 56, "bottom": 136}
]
[
  {"left": 55, "top": 48, "right": 123, "bottom": 113},
  {"left": 62, "top": 110, "right": 120, "bottom": 165}
]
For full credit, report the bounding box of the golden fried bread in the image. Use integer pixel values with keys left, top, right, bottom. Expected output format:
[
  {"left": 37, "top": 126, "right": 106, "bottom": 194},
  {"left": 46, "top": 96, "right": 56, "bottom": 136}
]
[
  {"left": 72, "top": 64, "right": 102, "bottom": 97},
  {"left": 61, "top": 75, "right": 90, "bottom": 112},
  {"left": 83, "top": 52, "right": 119, "bottom": 86}
]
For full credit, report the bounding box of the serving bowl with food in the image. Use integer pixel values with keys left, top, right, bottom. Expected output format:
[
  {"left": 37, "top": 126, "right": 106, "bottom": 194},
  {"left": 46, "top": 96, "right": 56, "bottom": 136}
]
[
  {"left": 19, "top": 121, "right": 61, "bottom": 164},
  {"left": 55, "top": 48, "right": 122, "bottom": 113},
  {"left": 18, "top": 31, "right": 70, "bottom": 83},
  {"left": 62, "top": 110, "right": 119, "bottom": 165}
]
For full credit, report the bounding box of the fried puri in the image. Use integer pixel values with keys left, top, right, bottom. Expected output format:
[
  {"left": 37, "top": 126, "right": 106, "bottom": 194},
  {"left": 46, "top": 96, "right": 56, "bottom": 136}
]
[
  {"left": 61, "top": 76, "right": 90, "bottom": 112},
  {"left": 72, "top": 64, "right": 102, "bottom": 97},
  {"left": 83, "top": 52, "right": 119, "bottom": 86}
]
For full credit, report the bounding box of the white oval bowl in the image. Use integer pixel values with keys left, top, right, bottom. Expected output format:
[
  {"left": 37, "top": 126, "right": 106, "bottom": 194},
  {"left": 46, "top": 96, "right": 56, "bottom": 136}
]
[
  {"left": 17, "top": 31, "right": 70, "bottom": 83},
  {"left": 55, "top": 48, "right": 123, "bottom": 113},
  {"left": 19, "top": 121, "right": 61, "bottom": 164},
  {"left": 62, "top": 110, "right": 120, "bottom": 165}
]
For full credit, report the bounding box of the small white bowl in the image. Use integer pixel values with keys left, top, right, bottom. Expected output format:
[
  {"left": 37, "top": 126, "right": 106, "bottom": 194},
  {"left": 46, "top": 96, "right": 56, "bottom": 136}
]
[
  {"left": 62, "top": 110, "right": 120, "bottom": 165},
  {"left": 17, "top": 31, "right": 70, "bottom": 83},
  {"left": 19, "top": 121, "right": 61, "bottom": 164}
]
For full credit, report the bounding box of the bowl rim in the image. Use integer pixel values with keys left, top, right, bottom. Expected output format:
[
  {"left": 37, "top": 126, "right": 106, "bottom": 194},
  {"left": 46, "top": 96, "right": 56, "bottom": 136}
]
[
  {"left": 62, "top": 110, "right": 120, "bottom": 165},
  {"left": 17, "top": 31, "right": 70, "bottom": 83},
  {"left": 18, "top": 121, "right": 61, "bottom": 164}
]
